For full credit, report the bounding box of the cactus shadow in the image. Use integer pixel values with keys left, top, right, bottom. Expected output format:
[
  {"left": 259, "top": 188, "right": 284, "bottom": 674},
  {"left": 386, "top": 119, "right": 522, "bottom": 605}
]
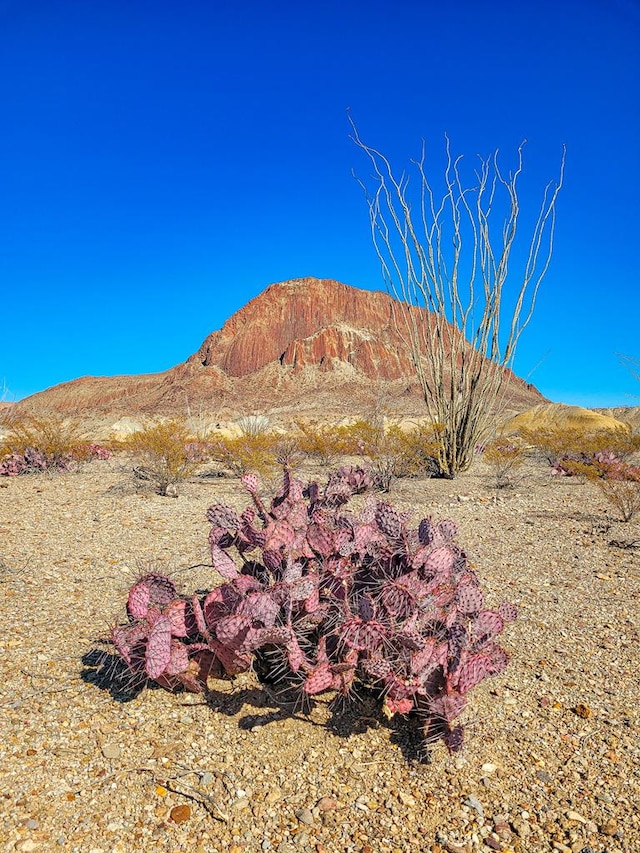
[
  {"left": 324, "top": 688, "right": 434, "bottom": 763},
  {"left": 79, "top": 650, "right": 435, "bottom": 761},
  {"left": 80, "top": 645, "right": 149, "bottom": 702}
]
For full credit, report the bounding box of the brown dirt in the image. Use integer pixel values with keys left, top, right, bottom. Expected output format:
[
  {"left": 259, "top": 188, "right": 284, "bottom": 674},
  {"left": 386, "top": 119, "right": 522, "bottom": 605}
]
[{"left": 1, "top": 454, "right": 639, "bottom": 853}]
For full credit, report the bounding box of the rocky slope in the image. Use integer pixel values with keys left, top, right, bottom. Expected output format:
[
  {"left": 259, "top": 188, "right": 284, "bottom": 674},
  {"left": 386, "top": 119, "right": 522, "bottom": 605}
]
[{"left": 10, "top": 277, "right": 545, "bottom": 423}]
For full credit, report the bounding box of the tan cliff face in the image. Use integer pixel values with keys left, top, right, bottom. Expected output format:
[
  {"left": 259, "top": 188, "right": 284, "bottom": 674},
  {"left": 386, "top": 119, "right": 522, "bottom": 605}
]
[{"left": 10, "top": 277, "right": 546, "bottom": 422}]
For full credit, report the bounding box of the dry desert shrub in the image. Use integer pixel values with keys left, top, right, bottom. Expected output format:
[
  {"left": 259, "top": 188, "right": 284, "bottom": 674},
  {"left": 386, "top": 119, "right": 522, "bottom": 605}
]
[
  {"left": 480, "top": 438, "right": 526, "bottom": 489},
  {"left": 123, "top": 419, "right": 200, "bottom": 496},
  {"left": 211, "top": 432, "right": 281, "bottom": 478},
  {"left": 597, "top": 476, "right": 640, "bottom": 523},
  {"left": 0, "top": 414, "right": 87, "bottom": 459},
  {"left": 340, "top": 420, "right": 441, "bottom": 492},
  {"left": 582, "top": 456, "right": 640, "bottom": 523},
  {"left": 235, "top": 413, "right": 271, "bottom": 436},
  {"left": 294, "top": 420, "right": 344, "bottom": 466},
  {"left": 520, "top": 425, "right": 639, "bottom": 469}
]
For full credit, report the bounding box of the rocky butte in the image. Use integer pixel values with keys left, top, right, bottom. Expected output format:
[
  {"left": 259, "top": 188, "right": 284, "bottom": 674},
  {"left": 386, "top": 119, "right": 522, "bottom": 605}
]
[{"left": 10, "top": 277, "right": 545, "bottom": 422}]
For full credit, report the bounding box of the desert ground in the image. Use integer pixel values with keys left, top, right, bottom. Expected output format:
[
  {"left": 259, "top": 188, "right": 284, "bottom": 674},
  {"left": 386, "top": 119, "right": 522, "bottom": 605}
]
[{"left": 1, "top": 451, "right": 639, "bottom": 853}]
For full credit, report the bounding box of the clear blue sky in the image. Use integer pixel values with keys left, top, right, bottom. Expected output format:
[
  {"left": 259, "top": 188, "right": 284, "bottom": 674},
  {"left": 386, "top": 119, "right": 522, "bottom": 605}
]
[{"left": 1, "top": 0, "right": 639, "bottom": 407}]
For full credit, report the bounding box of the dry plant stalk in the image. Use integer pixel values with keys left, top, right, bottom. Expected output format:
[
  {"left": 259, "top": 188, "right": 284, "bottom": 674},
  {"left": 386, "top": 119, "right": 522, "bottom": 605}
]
[{"left": 351, "top": 118, "right": 565, "bottom": 477}]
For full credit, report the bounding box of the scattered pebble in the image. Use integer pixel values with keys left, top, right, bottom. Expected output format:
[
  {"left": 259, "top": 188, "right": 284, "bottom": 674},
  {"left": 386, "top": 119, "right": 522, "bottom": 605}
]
[
  {"left": 169, "top": 804, "right": 191, "bottom": 824},
  {"left": 101, "top": 743, "right": 120, "bottom": 759},
  {"left": 295, "top": 807, "right": 314, "bottom": 825}
]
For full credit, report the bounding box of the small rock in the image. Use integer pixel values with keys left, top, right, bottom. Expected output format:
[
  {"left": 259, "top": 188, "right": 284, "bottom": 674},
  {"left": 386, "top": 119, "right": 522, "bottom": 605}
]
[
  {"left": 101, "top": 743, "right": 120, "bottom": 759},
  {"left": 233, "top": 797, "right": 250, "bottom": 811},
  {"left": 493, "top": 821, "right": 511, "bottom": 840},
  {"left": 481, "top": 763, "right": 497, "bottom": 774},
  {"left": 566, "top": 810, "right": 587, "bottom": 824},
  {"left": 398, "top": 791, "right": 416, "bottom": 807},
  {"left": 169, "top": 804, "right": 191, "bottom": 824},
  {"left": 600, "top": 819, "right": 617, "bottom": 836},
  {"left": 295, "top": 807, "right": 314, "bottom": 825},
  {"left": 442, "top": 842, "right": 469, "bottom": 853},
  {"left": 463, "top": 795, "right": 484, "bottom": 819},
  {"left": 316, "top": 796, "right": 338, "bottom": 812},
  {"left": 574, "top": 703, "right": 592, "bottom": 719},
  {"left": 511, "top": 818, "right": 531, "bottom": 838}
]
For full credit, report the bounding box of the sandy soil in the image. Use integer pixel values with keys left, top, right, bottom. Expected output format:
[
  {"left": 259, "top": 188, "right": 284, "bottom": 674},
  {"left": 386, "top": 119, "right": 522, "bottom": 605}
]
[{"left": 1, "top": 454, "right": 638, "bottom": 853}]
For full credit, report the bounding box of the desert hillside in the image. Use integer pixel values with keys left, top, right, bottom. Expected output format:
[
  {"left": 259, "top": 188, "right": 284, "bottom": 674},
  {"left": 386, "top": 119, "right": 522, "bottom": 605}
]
[{"left": 9, "top": 278, "right": 545, "bottom": 428}]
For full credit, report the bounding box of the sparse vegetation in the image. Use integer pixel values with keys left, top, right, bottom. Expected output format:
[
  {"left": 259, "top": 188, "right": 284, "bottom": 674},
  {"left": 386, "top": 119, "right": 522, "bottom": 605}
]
[
  {"left": 480, "top": 438, "right": 526, "bottom": 489},
  {"left": 294, "top": 420, "right": 345, "bottom": 466},
  {"left": 0, "top": 414, "right": 111, "bottom": 475},
  {"left": 596, "top": 470, "right": 640, "bottom": 523},
  {"left": 211, "top": 431, "right": 281, "bottom": 478},
  {"left": 122, "top": 419, "right": 201, "bottom": 495}
]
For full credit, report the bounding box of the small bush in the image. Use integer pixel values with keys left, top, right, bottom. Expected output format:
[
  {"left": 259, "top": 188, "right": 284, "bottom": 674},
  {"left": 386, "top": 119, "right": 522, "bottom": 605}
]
[
  {"left": 592, "top": 458, "right": 640, "bottom": 522},
  {"left": 350, "top": 421, "right": 441, "bottom": 492},
  {"left": 294, "top": 420, "right": 344, "bottom": 466},
  {"left": 480, "top": 438, "right": 525, "bottom": 489},
  {"left": 1, "top": 414, "right": 85, "bottom": 458},
  {"left": 211, "top": 432, "right": 280, "bottom": 478},
  {"left": 236, "top": 414, "right": 271, "bottom": 437},
  {"left": 123, "top": 419, "right": 200, "bottom": 495},
  {"left": 521, "top": 425, "right": 639, "bottom": 468}
]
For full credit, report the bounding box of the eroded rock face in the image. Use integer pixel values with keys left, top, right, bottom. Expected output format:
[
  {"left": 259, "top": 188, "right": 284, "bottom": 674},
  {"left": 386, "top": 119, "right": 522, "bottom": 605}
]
[
  {"left": 12, "top": 277, "right": 545, "bottom": 419},
  {"left": 190, "top": 278, "right": 417, "bottom": 379}
]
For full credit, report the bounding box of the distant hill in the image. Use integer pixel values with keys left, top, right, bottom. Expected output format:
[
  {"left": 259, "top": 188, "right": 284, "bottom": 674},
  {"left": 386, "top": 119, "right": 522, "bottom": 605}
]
[
  {"left": 503, "top": 403, "right": 633, "bottom": 436},
  {"left": 10, "top": 277, "right": 546, "bottom": 424}
]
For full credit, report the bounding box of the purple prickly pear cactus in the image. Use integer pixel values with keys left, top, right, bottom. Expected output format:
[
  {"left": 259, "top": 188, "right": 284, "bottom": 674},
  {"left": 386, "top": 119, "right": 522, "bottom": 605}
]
[
  {"left": 145, "top": 615, "right": 172, "bottom": 680},
  {"left": 375, "top": 501, "right": 405, "bottom": 539},
  {"left": 127, "top": 574, "right": 177, "bottom": 621},
  {"left": 110, "top": 464, "right": 516, "bottom": 757}
]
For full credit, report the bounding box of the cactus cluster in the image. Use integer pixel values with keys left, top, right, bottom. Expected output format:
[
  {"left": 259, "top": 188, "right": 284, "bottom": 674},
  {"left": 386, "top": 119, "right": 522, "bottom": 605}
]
[
  {"left": 111, "top": 465, "right": 516, "bottom": 753},
  {"left": 551, "top": 449, "right": 640, "bottom": 481},
  {"left": 0, "top": 443, "right": 111, "bottom": 476}
]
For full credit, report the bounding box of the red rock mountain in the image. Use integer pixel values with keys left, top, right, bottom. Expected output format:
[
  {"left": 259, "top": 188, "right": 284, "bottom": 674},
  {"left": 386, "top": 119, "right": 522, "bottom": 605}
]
[
  {"left": 12, "top": 277, "right": 545, "bottom": 421},
  {"left": 191, "top": 277, "right": 420, "bottom": 379}
]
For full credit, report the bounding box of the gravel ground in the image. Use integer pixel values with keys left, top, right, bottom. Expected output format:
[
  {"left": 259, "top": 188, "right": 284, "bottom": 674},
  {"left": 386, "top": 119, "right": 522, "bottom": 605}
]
[{"left": 1, "top": 455, "right": 638, "bottom": 853}]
